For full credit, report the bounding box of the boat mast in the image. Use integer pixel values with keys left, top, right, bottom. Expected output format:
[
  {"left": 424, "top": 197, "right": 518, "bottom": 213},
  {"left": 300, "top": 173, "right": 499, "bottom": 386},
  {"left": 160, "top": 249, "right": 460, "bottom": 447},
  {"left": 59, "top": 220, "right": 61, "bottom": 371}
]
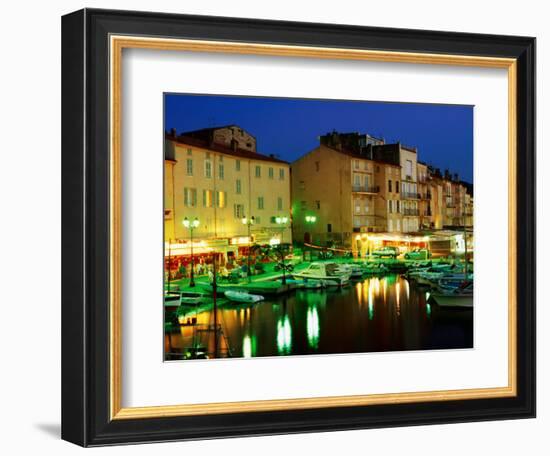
[
  {"left": 463, "top": 199, "right": 468, "bottom": 279},
  {"left": 213, "top": 254, "right": 218, "bottom": 358},
  {"left": 167, "top": 239, "right": 172, "bottom": 293}
]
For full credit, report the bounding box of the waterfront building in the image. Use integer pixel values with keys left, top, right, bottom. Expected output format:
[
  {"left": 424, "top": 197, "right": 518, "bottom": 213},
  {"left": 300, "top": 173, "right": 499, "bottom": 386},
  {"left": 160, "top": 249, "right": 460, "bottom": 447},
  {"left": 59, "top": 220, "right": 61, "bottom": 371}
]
[
  {"left": 164, "top": 127, "right": 291, "bottom": 270},
  {"left": 291, "top": 131, "right": 473, "bottom": 255},
  {"left": 291, "top": 142, "right": 401, "bottom": 256}
]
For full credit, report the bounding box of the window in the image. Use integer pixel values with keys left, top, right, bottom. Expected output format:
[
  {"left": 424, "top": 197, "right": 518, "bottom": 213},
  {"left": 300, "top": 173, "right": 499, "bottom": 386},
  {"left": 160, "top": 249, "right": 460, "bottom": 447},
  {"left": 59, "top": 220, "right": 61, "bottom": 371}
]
[
  {"left": 255, "top": 165, "right": 261, "bottom": 178},
  {"left": 216, "top": 191, "right": 226, "bottom": 208},
  {"left": 234, "top": 204, "right": 244, "bottom": 219},
  {"left": 218, "top": 163, "right": 224, "bottom": 179},
  {"left": 236, "top": 179, "right": 242, "bottom": 194},
  {"left": 258, "top": 196, "right": 264, "bottom": 210},
  {"left": 186, "top": 159, "right": 193, "bottom": 176},
  {"left": 255, "top": 216, "right": 261, "bottom": 224},
  {"left": 354, "top": 174, "right": 361, "bottom": 187},
  {"left": 388, "top": 219, "right": 393, "bottom": 232},
  {"left": 315, "top": 200, "right": 321, "bottom": 210},
  {"left": 277, "top": 197, "right": 283, "bottom": 211},
  {"left": 202, "top": 189, "right": 213, "bottom": 207},
  {"left": 396, "top": 181, "right": 399, "bottom": 193},
  {"left": 300, "top": 201, "right": 307, "bottom": 211},
  {"left": 406, "top": 159, "right": 413, "bottom": 177},
  {"left": 388, "top": 200, "right": 393, "bottom": 214},
  {"left": 184, "top": 188, "right": 197, "bottom": 207},
  {"left": 355, "top": 200, "right": 361, "bottom": 214},
  {"left": 279, "top": 168, "right": 285, "bottom": 180},
  {"left": 187, "top": 148, "right": 192, "bottom": 155},
  {"left": 315, "top": 161, "right": 320, "bottom": 172},
  {"left": 388, "top": 179, "right": 392, "bottom": 193},
  {"left": 396, "top": 200, "right": 400, "bottom": 213},
  {"left": 299, "top": 181, "right": 305, "bottom": 190},
  {"left": 396, "top": 219, "right": 401, "bottom": 232},
  {"left": 235, "top": 160, "right": 241, "bottom": 171},
  {"left": 327, "top": 223, "right": 332, "bottom": 233},
  {"left": 205, "top": 160, "right": 212, "bottom": 178},
  {"left": 354, "top": 160, "right": 359, "bottom": 170},
  {"left": 268, "top": 167, "right": 274, "bottom": 179}
]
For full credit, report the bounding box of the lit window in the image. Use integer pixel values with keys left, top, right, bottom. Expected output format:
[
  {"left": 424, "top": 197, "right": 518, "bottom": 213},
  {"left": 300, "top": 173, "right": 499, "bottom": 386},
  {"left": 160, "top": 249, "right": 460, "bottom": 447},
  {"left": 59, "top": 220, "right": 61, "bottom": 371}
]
[
  {"left": 203, "top": 189, "right": 213, "bottom": 207},
  {"left": 184, "top": 188, "right": 197, "bottom": 207},
  {"left": 216, "top": 191, "right": 226, "bottom": 208}
]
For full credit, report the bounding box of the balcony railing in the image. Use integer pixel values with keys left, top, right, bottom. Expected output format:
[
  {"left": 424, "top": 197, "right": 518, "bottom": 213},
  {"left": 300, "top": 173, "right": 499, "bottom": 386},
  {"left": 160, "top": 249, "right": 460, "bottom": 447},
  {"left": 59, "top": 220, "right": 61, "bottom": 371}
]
[
  {"left": 352, "top": 185, "right": 379, "bottom": 194},
  {"left": 401, "top": 192, "right": 419, "bottom": 200},
  {"left": 402, "top": 208, "right": 419, "bottom": 216}
]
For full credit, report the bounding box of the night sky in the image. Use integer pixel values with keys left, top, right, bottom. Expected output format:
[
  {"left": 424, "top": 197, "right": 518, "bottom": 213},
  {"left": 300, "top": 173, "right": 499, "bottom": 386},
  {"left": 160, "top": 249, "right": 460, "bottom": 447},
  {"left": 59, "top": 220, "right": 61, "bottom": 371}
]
[{"left": 165, "top": 94, "right": 473, "bottom": 183}]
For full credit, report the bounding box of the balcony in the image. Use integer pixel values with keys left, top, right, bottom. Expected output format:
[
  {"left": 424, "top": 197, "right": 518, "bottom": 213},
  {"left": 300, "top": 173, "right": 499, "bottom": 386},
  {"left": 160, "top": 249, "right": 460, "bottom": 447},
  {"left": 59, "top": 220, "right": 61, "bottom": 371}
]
[
  {"left": 352, "top": 185, "right": 379, "bottom": 194},
  {"left": 402, "top": 208, "right": 419, "bottom": 216},
  {"left": 401, "top": 192, "right": 419, "bottom": 200}
]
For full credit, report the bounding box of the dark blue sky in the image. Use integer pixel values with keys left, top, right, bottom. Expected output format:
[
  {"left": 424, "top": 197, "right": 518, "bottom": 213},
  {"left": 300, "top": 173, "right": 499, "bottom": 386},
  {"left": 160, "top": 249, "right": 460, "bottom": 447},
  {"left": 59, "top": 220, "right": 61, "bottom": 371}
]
[{"left": 165, "top": 94, "right": 473, "bottom": 183}]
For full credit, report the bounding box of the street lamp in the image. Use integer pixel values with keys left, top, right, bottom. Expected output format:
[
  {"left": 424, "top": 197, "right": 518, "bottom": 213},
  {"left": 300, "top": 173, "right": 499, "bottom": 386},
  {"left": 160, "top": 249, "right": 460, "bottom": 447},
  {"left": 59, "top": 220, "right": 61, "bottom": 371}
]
[
  {"left": 182, "top": 217, "right": 200, "bottom": 287},
  {"left": 274, "top": 215, "right": 289, "bottom": 285},
  {"left": 303, "top": 215, "right": 317, "bottom": 261},
  {"left": 241, "top": 215, "right": 255, "bottom": 282}
]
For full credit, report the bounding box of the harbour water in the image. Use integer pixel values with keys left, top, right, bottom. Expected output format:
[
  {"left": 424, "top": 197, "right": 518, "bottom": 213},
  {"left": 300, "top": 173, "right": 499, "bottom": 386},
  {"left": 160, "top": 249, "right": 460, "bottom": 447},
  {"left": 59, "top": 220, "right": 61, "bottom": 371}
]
[{"left": 164, "top": 274, "right": 473, "bottom": 360}]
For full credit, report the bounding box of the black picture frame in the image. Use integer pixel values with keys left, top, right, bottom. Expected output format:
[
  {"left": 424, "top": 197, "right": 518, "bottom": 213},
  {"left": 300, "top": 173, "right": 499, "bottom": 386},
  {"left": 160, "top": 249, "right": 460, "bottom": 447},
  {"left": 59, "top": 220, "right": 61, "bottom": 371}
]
[{"left": 62, "top": 8, "right": 536, "bottom": 447}]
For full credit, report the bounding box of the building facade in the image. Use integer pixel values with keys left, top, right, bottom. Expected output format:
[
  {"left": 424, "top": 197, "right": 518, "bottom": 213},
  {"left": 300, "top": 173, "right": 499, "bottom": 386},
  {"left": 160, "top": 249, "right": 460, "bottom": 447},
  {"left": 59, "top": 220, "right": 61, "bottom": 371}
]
[
  {"left": 164, "top": 127, "right": 291, "bottom": 268},
  {"left": 292, "top": 132, "right": 473, "bottom": 254}
]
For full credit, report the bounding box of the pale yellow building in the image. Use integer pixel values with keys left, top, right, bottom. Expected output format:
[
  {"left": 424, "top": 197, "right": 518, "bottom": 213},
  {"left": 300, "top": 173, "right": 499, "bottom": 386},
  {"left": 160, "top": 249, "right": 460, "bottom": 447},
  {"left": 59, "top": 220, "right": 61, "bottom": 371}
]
[
  {"left": 291, "top": 144, "right": 402, "bottom": 256},
  {"left": 164, "top": 128, "right": 291, "bottom": 264}
]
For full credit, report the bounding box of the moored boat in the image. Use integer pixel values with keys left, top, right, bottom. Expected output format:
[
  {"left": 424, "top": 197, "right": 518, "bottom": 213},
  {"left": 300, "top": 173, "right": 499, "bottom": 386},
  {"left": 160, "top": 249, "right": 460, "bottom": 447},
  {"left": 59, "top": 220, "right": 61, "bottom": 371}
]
[
  {"left": 224, "top": 290, "right": 264, "bottom": 303},
  {"left": 292, "top": 262, "right": 351, "bottom": 286},
  {"left": 431, "top": 282, "right": 473, "bottom": 308}
]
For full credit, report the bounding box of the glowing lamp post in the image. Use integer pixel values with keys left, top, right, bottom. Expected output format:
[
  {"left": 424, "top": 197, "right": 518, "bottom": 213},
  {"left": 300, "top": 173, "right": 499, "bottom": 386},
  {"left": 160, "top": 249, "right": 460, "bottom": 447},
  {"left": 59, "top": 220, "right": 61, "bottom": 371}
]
[
  {"left": 274, "top": 215, "right": 289, "bottom": 285},
  {"left": 182, "top": 217, "right": 200, "bottom": 287},
  {"left": 241, "top": 215, "right": 255, "bottom": 282},
  {"left": 304, "top": 215, "right": 317, "bottom": 261}
]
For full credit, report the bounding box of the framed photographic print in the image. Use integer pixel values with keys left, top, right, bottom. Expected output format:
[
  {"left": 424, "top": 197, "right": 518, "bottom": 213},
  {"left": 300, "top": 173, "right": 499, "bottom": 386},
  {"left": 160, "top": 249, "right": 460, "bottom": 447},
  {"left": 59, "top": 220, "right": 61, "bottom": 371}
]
[{"left": 61, "top": 8, "right": 536, "bottom": 446}]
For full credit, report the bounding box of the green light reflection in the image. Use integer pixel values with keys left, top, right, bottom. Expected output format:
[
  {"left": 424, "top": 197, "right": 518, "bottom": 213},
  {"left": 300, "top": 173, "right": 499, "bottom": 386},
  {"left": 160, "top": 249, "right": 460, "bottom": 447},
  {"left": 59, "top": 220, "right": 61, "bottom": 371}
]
[
  {"left": 277, "top": 315, "right": 292, "bottom": 354},
  {"left": 307, "top": 306, "right": 320, "bottom": 349}
]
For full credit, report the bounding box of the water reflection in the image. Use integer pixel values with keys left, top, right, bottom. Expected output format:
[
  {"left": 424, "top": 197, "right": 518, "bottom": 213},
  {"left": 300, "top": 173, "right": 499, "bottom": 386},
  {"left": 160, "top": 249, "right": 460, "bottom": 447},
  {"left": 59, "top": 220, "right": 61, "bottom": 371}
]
[
  {"left": 307, "top": 306, "right": 320, "bottom": 349},
  {"left": 166, "top": 274, "right": 473, "bottom": 360},
  {"left": 277, "top": 315, "right": 292, "bottom": 354}
]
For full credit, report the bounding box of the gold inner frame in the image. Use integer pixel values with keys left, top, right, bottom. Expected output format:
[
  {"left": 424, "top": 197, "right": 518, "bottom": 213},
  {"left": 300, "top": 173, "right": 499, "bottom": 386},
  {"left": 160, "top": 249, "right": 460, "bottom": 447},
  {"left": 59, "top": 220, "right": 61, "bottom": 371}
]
[{"left": 109, "top": 35, "right": 517, "bottom": 420}]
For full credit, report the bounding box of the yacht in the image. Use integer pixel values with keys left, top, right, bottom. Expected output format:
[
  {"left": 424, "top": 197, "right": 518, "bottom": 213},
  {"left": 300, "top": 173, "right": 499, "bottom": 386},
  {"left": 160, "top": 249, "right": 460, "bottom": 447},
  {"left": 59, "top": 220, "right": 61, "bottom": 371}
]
[{"left": 293, "top": 262, "right": 351, "bottom": 287}]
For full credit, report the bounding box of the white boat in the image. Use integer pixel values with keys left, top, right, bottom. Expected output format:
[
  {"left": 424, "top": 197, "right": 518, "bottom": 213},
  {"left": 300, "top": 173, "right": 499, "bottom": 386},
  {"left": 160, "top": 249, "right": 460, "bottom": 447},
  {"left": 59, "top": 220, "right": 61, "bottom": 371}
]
[
  {"left": 431, "top": 282, "right": 473, "bottom": 308},
  {"left": 300, "top": 279, "right": 325, "bottom": 289},
  {"left": 416, "top": 271, "right": 472, "bottom": 287},
  {"left": 224, "top": 290, "right": 264, "bottom": 303},
  {"left": 293, "top": 262, "right": 351, "bottom": 287},
  {"left": 341, "top": 263, "right": 364, "bottom": 279}
]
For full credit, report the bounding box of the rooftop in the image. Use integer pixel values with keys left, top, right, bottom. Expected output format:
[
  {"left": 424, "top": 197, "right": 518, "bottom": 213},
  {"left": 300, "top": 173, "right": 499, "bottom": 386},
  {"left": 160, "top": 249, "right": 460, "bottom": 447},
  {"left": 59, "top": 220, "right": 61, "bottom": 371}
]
[{"left": 165, "top": 132, "right": 289, "bottom": 165}]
